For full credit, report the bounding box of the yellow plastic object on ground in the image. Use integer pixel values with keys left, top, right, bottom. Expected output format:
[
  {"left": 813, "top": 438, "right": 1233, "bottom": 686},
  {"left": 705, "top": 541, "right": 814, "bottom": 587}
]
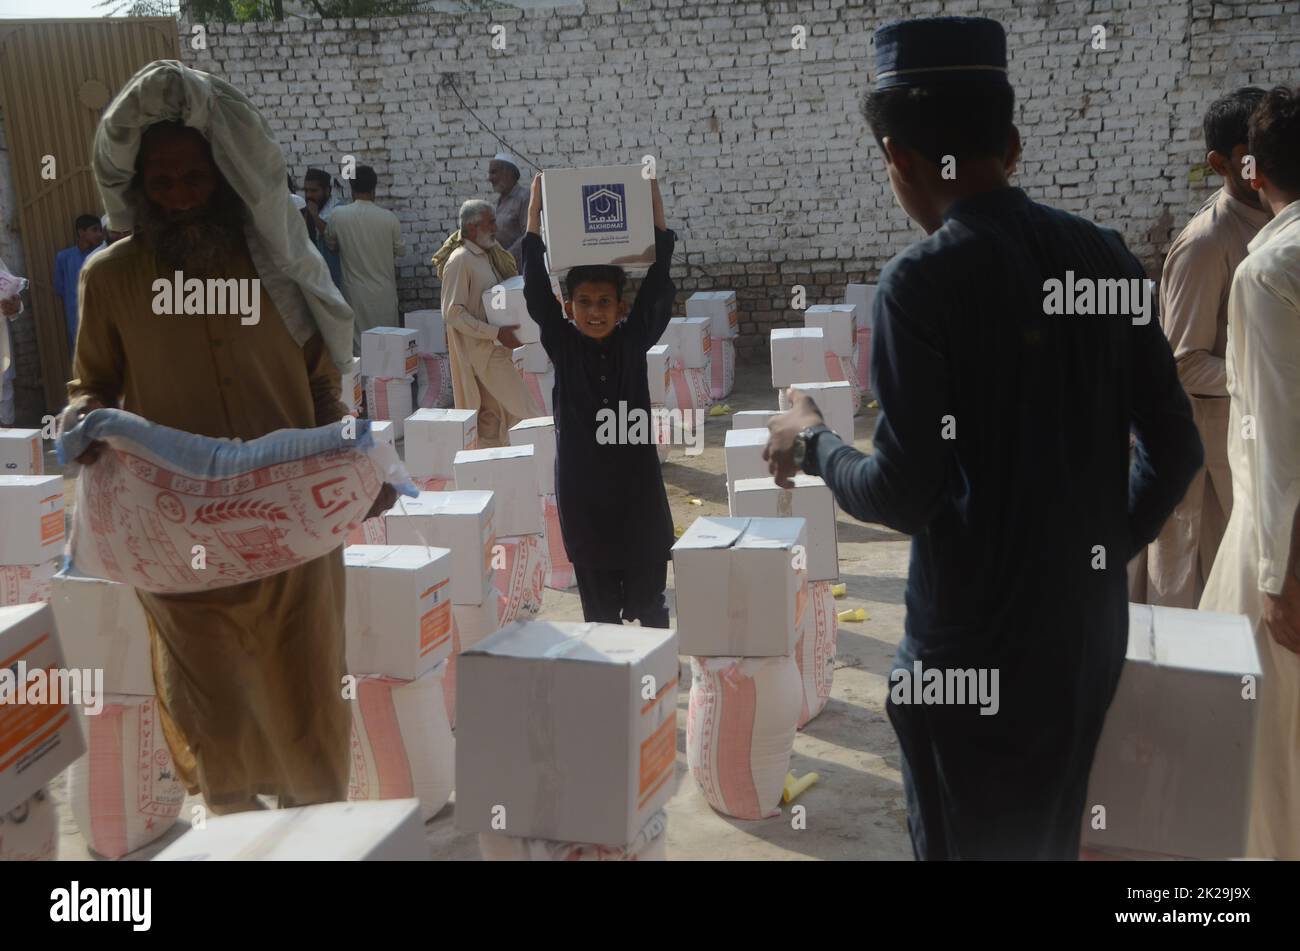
[
  {"left": 783, "top": 771, "right": 819, "bottom": 803},
  {"left": 708, "top": 403, "right": 733, "bottom": 417},
  {"left": 837, "top": 607, "right": 866, "bottom": 623},
  {"left": 830, "top": 582, "right": 846, "bottom": 598}
]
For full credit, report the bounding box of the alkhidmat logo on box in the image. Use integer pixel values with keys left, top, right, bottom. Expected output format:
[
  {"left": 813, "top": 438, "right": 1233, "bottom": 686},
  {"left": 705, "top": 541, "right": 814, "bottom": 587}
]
[{"left": 581, "top": 184, "right": 627, "bottom": 233}]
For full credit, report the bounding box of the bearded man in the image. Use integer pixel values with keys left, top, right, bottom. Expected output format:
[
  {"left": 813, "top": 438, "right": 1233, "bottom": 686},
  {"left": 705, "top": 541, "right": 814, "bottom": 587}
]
[{"left": 63, "top": 61, "right": 389, "bottom": 814}]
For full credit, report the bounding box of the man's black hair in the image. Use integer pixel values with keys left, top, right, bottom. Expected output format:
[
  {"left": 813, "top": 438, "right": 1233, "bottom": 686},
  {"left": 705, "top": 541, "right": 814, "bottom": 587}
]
[
  {"left": 304, "top": 167, "right": 332, "bottom": 190},
  {"left": 1248, "top": 85, "right": 1300, "bottom": 193},
  {"left": 353, "top": 165, "right": 378, "bottom": 194},
  {"left": 1203, "top": 87, "right": 1267, "bottom": 156},
  {"left": 75, "top": 214, "right": 101, "bottom": 232},
  {"left": 860, "top": 83, "right": 1016, "bottom": 165},
  {"left": 565, "top": 265, "right": 627, "bottom": 301}
]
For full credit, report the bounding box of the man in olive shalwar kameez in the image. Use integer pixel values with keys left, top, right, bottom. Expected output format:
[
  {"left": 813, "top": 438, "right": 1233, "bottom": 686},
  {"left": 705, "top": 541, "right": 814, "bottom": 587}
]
[{"left": 63, "top": 62, "right": 384, "bottom": 814}]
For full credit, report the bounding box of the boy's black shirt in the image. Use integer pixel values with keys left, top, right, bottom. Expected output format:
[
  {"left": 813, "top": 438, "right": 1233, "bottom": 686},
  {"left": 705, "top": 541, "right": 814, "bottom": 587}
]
[{"left": 521, "top": 227, "right": 677, "bottom": 568}]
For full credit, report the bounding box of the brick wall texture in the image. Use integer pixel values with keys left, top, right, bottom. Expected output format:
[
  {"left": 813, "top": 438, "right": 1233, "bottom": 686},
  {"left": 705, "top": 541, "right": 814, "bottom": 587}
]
[{"left": 176, "top": 0, "right": 1300, "bottom": 359}]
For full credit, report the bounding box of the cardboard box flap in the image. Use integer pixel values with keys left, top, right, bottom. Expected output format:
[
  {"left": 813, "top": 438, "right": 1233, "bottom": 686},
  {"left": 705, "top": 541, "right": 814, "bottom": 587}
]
[
  {"left": 455, "top": 445, "right": 535, "bottom": 465},
  {"left": 408, "top": 408, "right": 476, "bottom": 425},
  {"left": 724, "top": 428, "right": 769, "bottom": 450},
  {"left": 733, "top": 474, "right": 827, "bottom": 494},
  {"left": 512, "top": 416, "right": 554, "bottom": 431},
  {"left": 467, "top": 619, "right": 674, "bottom": 666},
  {"left": 737, "top": 517, "right": 806, "bottom": 550},
  {"left": 343, "top": 544, "right": 453, "bottom": 570},
  {"left": 674, "top": 516, "right": 750, "bottom": 551},
  {"left": 394, "top": 490, "right": 494, "bottom": 516},
  {"left": 1125, "top": 603, "right": 1154, "bottom": 663},
  {"left": 771, "top": 327, "right": 824, "bottom": 341}
]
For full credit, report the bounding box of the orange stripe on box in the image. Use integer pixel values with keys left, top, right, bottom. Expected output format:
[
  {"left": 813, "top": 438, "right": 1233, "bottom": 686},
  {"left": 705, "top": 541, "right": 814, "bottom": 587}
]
[
  {"left": 638, "top": 715, "right": 676, "bottom": 800},
  {"left": 419, "top": 578, "right": 450, "bottom": 600},
  {"left": 0, "top": 633, "right": 49, "bottom": 670},
  {"left": 0, "top": 712, "right": 70, "bottom": 773}
]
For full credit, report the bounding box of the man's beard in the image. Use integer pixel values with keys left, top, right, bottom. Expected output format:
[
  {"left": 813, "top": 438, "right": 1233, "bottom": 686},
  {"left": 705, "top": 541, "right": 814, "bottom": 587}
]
[{"left": 128, "top": 182, "right": 247, "bottom": 278}]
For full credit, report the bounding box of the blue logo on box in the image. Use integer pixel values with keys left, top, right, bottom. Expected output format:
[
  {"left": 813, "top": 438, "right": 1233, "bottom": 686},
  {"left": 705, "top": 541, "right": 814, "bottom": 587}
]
[{"left": 581, "top": 183, "right": 627, "bottom": 234}]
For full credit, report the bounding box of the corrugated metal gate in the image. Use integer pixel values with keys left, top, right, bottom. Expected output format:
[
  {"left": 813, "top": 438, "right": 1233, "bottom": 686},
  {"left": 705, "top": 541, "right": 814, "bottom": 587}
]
[{"left": 0, "top": 17, "right": 179, "bottom": 414}]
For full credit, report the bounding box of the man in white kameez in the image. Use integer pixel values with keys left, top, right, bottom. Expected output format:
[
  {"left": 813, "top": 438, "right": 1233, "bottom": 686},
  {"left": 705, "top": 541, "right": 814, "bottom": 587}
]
[
  {"left": 1201, "top": 85, "right": 1300, "bottom": 860},
  {"left": 1148, "top": 88, "right": 1271, "bottom": 607}
]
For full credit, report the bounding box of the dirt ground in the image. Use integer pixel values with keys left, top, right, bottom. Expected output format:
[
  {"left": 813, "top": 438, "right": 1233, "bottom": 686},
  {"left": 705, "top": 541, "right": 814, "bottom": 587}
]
[{"left": 48, "top": 361, "right": 915, "bottom": 861}]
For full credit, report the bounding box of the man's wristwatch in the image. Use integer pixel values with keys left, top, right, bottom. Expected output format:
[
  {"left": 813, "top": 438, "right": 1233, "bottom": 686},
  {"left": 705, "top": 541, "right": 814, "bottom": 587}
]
[{"left": 792, "top": 423, "right": 834, "bottom": 472}]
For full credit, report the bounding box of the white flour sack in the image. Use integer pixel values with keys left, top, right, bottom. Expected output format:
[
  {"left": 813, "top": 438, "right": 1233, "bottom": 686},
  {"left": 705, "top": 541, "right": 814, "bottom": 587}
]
[
  {"left": 67, "top": 695, "right": 186, "bottom": 859},
  {"left": 478, "top": 809, "right": 668, "bottom": 861},
  {"left": 796, "top": 580, "right": 838, "bottom": 729},
  {"left": 57, "top": 409, "right": 416, "bottom": 594},
  {"left": 348, "top": 668, "right": 454, "bottom": 823},
  {"left": 687, "top": 655, "right": 801, "bottom": 820},
  {"left": 0, "top": 787, "right": 58, "bottom": 861},
  {"left": 493, "top": 534, "right": 548, "bottom": 626}
]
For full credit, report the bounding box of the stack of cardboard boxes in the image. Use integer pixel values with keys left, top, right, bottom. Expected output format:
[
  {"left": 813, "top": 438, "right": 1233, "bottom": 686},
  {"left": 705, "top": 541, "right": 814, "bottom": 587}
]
[
  {"left": 672, "top": 517, "right": 808, "bottom": 819},
  {"left": 480, "top": 277, "right": 553, "bottom": 416},
  {"left": 456, "top": 620, "right": 676, "bottom": 860},
  {"left": 661, "top": 317, "right": 712, "bottom": 412},
  {"left": 454, "top": 445, "right": 547, "bottom": 625},
  {"left": 508, "top": 417, "right": 574, "bottom": 591},
  {"left": 803, "top": 304, "right": 862, "bottom": 412},
  {"left": 771, "top": 326, "right": 856, "bottom": 443},
  {"left": 0, "top": 431, "right": 60, "bottom": 607},
  {"left": 342, "top": 544, "right": 457, "bottom": 821},
  {"left": 0, "top": 602, "right": 86, "bottom": 860},
  {"left": 406, "top": 310, "right": 453, "bottom": 410},
  {"left": 404, "top": 408, "right": 478, "bottom": 492},
  {"left": 383, "top": 490, "right": 501, "bottom": 729},
  {"left": 686, "top": 290, "right": 739, "bottom": 400},
  {"left": 646, "top": 343, "right": 673, "bottom": 462},
  {"left": 844, "top": 283, "right": 876, "bottom": 395},
  {"left": 361, "top": 327, "right": 419, "bottom": 439},
  {"left": 339, "top": 357, "right": 364, "bottom": 417},
  {"left": 49, "top": 572, "right": 185, "bottom": 858}
]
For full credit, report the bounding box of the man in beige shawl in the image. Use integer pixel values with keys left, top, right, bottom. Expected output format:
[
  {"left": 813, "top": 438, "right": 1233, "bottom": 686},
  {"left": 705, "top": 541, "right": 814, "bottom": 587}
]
[
  {"left": 60, "top": 61, "right": 391, "bottom": 815},
  {"left": 432, "top": 199, "right": 540, "bottom": 446}
]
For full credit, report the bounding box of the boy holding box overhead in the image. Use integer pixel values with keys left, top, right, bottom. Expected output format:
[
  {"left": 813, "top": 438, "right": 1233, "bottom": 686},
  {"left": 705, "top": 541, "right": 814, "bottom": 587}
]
[{"left": 520, "top": 173, "right": 675, "bottom": 627}]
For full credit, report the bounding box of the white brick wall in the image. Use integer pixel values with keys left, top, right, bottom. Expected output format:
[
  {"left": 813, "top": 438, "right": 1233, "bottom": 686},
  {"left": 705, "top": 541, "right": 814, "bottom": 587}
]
[{"left": 176, "top": 0, "right": 1300, "bottom": 357}]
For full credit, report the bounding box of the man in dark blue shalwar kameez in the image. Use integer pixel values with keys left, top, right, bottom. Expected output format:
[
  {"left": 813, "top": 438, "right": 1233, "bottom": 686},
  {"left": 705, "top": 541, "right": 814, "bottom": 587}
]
[{"left": 765, "top": 17, "right": 1204, "bottom": 860}]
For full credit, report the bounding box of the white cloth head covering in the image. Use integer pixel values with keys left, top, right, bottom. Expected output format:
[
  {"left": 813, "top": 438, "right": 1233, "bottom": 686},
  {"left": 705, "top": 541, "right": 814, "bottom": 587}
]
[
  {"left": 92, "top": 60, "right": 355, "bottom": 369},
  {"left": 491, "top": 151, "right": 521, "bottom": 175}
]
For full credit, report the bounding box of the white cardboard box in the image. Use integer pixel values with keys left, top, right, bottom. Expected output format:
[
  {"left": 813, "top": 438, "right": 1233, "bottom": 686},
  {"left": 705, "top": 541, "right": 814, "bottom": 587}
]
[
  {"left": 454, "top": 445, "right": 542, "bottom": 537},
  {"left": 686, "top": 290, "right": 738, "bottom": 338},
  {"left": 403, "top": 408, "right": 478, "bottom": 480},
  {"left": 732, "top": 475, "right": 838, "bottom": 582},
  {"left": 0, "top": 475, "right": 65, "bottom": 566},
  {"left": 845, "top": 283, "right": 876, "bottom": 329},
  {"left": 508, "top": 416, "right": 556, "bottom": 496},
  {"left": 340, "top": 357, "right": 364, "bottom": 416},
  {"left": 481, "top": 275, "right": 540, "bottom": 345},
  {"left": 0, "top": 428, "right": 42, "bottom": 475},
  {"left": 671, "top": 517, "right": 808, "bottom": 657},
  {"left": 368, "top": 420, "right": 394, "bottom": 447},
  {"left": 732, "top": 410, "right": 779, "bottom": 430},
  {"left": 344, "top": 545, "right": 455, "bottom": 680},
  {"left": 770, "top": 327, "right": 828, "bottom": 388},
  {"left": 365, "top": 377, "right": 414, "bottom": 440},
  {"left": 513, "top": 343, "right": 551, "bottom": 374},
  {"left": 405, "top": 309, "right": 446, "bottom": 355},
  {"left": 383, "top": 491, "right": 495, "bottom": 606},
  {"left": 456, "top": 620, "right": 679, "bottom": 845},
  {"left": 663, "top": 317, "right": 711, "bottom": 369},
  {"left": 723, "top": 427, "right": 772, "bottom": 509},
  {"left": 361, "top": 327, "right": 420, "bottom": 379},
  {"left": 0, "top": 560, "right": 59, "bottom": 607},
  {"left": 453, "top": 596, "right": 501, "bottom": 653},
  {"left": 0, "top": 602, "right": 87, "bottom": 813},
  {"left": 779, "top": 380, "right": 855, "bottom": 443},
  {"left": 1082, "top": 603, "right": 1261, "bottom": 859},
  {"left": 155, "top": 799, "right": 428, "bottom": 861},
  {"left": 647, "top": 344, "right": 672, "bottom": 405},
  {"left": 539, "top": 165, "right": 655, "bottom": 273},
  {"left": 48, "top": 571, "right": 155, "bottom": 696},
  {"left": 804, "top": 304, "right": 856, "bottom": 357}
]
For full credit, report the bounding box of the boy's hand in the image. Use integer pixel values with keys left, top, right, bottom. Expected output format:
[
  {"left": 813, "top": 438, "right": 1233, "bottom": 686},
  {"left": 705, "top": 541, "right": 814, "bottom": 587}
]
[
  {"left": 498, "top": 326, "right": 523, "bottom": 349},
  {"left": 527, "top": 173, "right": 543, "bottom": 235},
  {"left": 650, "top": 177, "right": 666, "bottom": 230}
]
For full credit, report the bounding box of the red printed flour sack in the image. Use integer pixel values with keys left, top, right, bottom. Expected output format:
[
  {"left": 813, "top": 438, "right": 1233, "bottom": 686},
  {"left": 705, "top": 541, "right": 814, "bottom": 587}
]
[
  {"left": 346, "top": 517, "right": 387, "bottom": 546},
  {"left": 523, "top": 368, "right": 555, "bottom": 416},
  {"left": 416, "top": 354, "right": 454, "bottom": 409},
  {"left": 0, "top": 787, "right": 57, "bottom": 861},
  {"left": 823, "top": 351, "right": 862, "bottom": 412},
  {"left": 708, "top": 337, "right": 736, "bottom": 401},
  {"left": 686, "top": 654, "right": 801, "bottom": 820},
  {"left": 478, "top": 809, "right": 667, "bottom": 861},
  {"left": 0, "top": 562, "right": 57, "bottom": 607},
  {"left": 493, "top": 534, "right": 547, "bottom": 626},
  {"left": 56, "top": 409, "right": 415, "bottom": 594},
  {"left": 67, "top": 695, "right": 185, "bottom": 859},
  {"left": 667, "top": 366, "right": 711, "bottom": 413},
  {"left": 541, "top": 494, "right": 576, "bottom": 590},
  {"left": 795, "top": 581, "right": 838, "bottom": 729},
  {"left": 347, "top": 667, "right": 454, "bottom": 822}
]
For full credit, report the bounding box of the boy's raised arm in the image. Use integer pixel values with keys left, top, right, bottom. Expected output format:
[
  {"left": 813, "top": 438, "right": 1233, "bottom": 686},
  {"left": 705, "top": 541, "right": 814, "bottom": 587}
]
[
  {"left": 521, "top": 173, "right": 568, "bottom": 338},
  {"left": 627, "top": 178, "right": 676, "bottom": 345}
]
